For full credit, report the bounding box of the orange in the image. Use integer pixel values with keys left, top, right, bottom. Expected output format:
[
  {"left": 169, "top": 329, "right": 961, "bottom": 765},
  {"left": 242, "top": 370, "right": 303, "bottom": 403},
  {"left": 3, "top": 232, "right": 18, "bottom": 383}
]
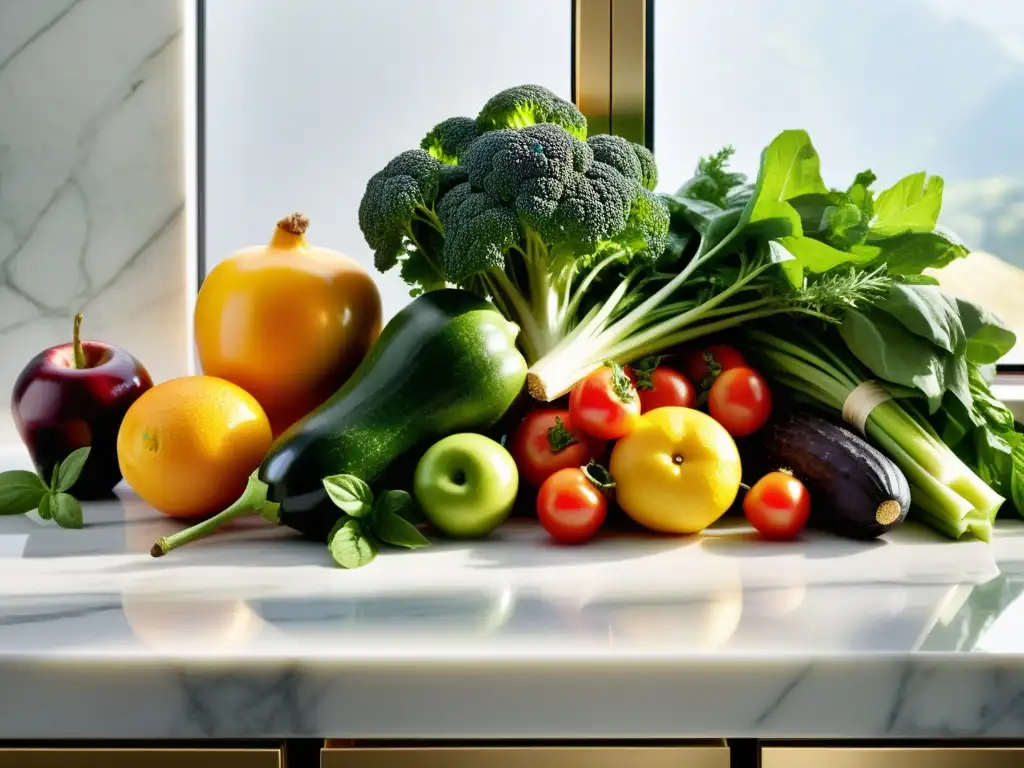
[{"left": 116, "top": 376, "right": 273, "bottom": 518}]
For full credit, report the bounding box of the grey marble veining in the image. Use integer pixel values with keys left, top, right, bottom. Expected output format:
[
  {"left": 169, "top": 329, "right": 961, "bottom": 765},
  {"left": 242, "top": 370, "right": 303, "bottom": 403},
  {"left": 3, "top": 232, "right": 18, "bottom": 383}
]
[
  {"left": 0, "top": 0, "right": 189, "bottom": 443},
  {"left": 0, "top": 448, "right": 1024, "bottom": 739}
]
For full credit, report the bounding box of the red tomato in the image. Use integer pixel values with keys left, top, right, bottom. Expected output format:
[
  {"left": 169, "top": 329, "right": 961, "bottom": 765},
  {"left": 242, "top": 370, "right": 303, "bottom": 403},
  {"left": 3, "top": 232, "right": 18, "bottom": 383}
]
[
  {"left": 569, "top": 364, "right": 641, "bottom": 440},
  {"left": 683, "top": 344, "right": 748, "bottom": 388},
  {"left": 743, "top": 471, "right": 811, "bottom": 540},
  {"left": 627, "top": 364, "right": 696, "bottom": 413},
  {"left": 537, "top": 467, "right": 608, "bottom": 544},
  {"left": 708, "top": 366, "right": 772, "bottom": 436},
  {"left": 508, "top": 409, "right": 606, "bottom": 489}
]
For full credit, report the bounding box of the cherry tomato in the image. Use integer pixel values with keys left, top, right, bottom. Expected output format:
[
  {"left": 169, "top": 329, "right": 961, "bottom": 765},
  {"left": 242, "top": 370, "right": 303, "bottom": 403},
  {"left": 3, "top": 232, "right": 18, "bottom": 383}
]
[
  {"left": 508, "top": 409, "right": 606, "bottom": 489},
  {"left": 708, "top": 366, "right": 772, "bottom": 436},
  {"left": 627, "top": 362, "right": 696, "bottom": 413},
  {"left": 569, "top": 363, "right": 641, "bottom": 440},
  {"left": 683, "top": 344, "right": 748, "bottom": 389},
  {"left": 537, "top": 467, "right": 608, "bottom": 544},
  {"left": 743, "top": 471, "right": 811, "bottom": 540}
]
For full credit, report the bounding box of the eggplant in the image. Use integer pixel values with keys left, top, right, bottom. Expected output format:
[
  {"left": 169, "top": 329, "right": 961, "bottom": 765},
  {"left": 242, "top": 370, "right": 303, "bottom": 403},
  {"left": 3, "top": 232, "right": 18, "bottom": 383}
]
[{"left": 748, "top": 409, "right": 911, "bottom": 539}]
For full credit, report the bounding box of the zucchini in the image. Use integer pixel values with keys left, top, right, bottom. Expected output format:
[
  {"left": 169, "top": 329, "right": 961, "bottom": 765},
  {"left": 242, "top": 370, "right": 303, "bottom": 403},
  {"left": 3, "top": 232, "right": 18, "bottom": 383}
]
[
  {"left": 261, "top": 288, "right": 528, "bottom": 540},
  {"left": 749, "top": 410, "right": 911, "bottom": 540}
]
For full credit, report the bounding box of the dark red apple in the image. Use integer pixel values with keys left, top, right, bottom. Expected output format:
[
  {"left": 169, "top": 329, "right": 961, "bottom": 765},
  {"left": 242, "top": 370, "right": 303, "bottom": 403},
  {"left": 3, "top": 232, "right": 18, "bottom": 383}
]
[{"left": 11, "top": 313, "right": 153, "bottom": 499}]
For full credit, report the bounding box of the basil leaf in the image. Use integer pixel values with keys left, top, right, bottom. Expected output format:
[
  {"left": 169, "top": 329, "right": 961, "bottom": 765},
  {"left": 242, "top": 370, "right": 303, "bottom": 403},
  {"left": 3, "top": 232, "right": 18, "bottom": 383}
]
[
  {"left": 56, "top": 447, "right": 91, "bottom": 493},
  {"left": 49, "top": 464, "right": 60, "bottom": 492},
  {"left": 37, "top": 493, "right": 52, "bottom": 521},
  {"left": 51, "top": 493, "right": 83, "bottom": 529},
  {"left": 322, "top": 474, "right": 374, "bottom": 518},
  {"left": 0, "top": 470, "right": 48, "bottom": 516},
  {"left": 372, "top": 492, "right": 430, "bottom": 550},
  {"left": 328, "top": 518, "right": 378, "bottom": 569},
  {"left": 870, "top": 172, "right": 943, "bottom": 236}
]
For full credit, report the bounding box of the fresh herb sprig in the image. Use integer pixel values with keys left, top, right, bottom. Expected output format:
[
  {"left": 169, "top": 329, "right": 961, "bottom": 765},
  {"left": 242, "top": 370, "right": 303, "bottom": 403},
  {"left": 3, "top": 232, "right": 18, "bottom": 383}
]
[
  {"left": 322, "top": 474, "right": 429, "bottom": 569},
  {"left": 0, "top": 447, "right": 91, "bottom": 529}
]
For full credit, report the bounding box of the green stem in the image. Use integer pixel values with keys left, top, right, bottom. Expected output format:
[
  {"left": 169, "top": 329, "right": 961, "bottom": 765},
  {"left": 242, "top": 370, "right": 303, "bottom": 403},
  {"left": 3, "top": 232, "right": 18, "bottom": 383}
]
[
  {"left": 489, "top": 268, "right": 544, "bottom": 363},
  {"left": 150, "top": 472, "right": 278, "bottom": 557},
  {"left": 404, "top": 229, "right": 445, "bottom": 283},
  {"left": 563, "top": 248, "right": 626, "bottom": 323},
  {"left": 72, "top": 313, "right": 86, "bottom": 369}
]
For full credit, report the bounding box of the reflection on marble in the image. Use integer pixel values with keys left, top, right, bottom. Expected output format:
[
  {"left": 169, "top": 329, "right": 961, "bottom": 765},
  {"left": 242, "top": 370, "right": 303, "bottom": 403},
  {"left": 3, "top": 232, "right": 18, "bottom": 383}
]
[
  {"left": 1, "top": 449, "right": 1024, "bottom": 738},
  {"left": 0, "top": 0, "right": 189, "bottom": 443}
]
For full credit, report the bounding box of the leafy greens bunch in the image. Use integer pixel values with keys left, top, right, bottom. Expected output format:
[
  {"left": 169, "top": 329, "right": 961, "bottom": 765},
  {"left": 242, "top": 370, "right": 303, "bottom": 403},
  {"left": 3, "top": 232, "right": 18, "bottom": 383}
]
[{"left": 735, "top": 150, "right": 1020, "bottom": 540}]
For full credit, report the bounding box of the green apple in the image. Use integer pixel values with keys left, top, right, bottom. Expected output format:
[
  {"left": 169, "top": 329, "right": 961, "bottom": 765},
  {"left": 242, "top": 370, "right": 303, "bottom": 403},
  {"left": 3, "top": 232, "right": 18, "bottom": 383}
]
[{"left": 413, "top": 433, "right": 519, "bottom": 538}]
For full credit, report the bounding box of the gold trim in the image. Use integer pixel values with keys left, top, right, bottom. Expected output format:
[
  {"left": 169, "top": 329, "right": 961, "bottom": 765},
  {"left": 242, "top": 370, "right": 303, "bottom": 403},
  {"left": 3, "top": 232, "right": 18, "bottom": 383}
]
[
  {"left": 762, "top": 747, "right": 1024, "bottom": 768},
  {"left": 0, "top": 748, "right": 282, "bottom": 768},
  {"left": 574, "top": 0, "right": 611, "bottom": 136},
  {"left": 322, "top": 745, "right": 728, "bottom": 768},
  {"left": 610, "top": 0, "right": 646, "bottom": 144}
]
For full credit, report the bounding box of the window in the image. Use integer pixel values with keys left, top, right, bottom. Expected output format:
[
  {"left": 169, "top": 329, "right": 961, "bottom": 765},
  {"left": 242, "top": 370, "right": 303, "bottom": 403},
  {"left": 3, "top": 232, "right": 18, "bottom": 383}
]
[
  {"left": 203, "top": 0, "right": 573, "bottom": 321},
  {"left": 654, "top": 0, "right": 1024, "bottom": 363}
]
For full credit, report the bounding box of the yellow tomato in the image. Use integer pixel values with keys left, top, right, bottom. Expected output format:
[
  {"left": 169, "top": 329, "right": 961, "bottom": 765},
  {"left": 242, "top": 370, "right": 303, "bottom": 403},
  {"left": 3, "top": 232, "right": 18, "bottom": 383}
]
[{"left": 609, "top": 407, "right": 742, "bottom": 534}]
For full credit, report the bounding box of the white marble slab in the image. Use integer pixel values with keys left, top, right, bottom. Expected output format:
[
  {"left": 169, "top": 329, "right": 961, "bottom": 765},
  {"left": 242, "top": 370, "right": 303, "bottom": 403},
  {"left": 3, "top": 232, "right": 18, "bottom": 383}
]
[
  {"left": 0, "top": 446, "right": 1023, "bottom": 739},
  {"left": 0, "top": 0, "right": 190, "bottom": 443}
]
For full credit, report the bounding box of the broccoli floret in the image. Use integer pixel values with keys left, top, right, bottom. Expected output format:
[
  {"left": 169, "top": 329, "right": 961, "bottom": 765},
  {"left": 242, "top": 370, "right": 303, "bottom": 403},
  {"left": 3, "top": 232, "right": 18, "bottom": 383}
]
[
  {"left": 357, "top": 149, "right": 447, "bottom": 292},
  {"left": 530, "top": 160, "right": 639, "bottom": 250},
  {"left": 476, "top": 84, "right": 588, "bottom": 140},
  {"left": 359, "top": 88, "right": 669, "bottom": 366},
  {"left": 587, "top": 135, "right": 659, "bottom": 191},
  {"left": 437, "top": 182, "right": 520, "bottom": 282},
  {"left": 421, "top": 117, "right": 481, "bottom": 165},
  {"left": 460, "top": 124, "right": 636, "bottom": 252},
  {"left": 621, "top": 188, "right": 671, "bottom": 258}
]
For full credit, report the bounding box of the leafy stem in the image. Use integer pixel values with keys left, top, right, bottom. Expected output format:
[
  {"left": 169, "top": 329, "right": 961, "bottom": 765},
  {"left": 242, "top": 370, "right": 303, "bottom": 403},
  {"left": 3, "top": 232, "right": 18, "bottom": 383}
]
[
  {"left": 322, "top": 474, "right": 430, "bottom": 569},
  {"left": 0, "top": 446, "right": 92, "bottom": 529}
]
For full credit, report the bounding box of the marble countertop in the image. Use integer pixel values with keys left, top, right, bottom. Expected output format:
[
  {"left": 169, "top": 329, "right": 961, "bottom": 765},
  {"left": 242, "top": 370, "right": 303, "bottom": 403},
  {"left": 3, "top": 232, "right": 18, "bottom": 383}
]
[{"left": 1, "top": 447, "right": 1024, "bottom": 740}]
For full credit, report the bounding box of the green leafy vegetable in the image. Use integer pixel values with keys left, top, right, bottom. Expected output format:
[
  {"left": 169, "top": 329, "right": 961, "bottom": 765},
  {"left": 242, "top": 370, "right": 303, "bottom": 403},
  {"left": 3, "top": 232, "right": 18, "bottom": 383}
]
[
  {"left": 870, "top": 172, "right": 943, "bottom": 236},
  {"left": 37, "top": 493, "right": 52, "bottom": 521},
  {"left": 321, "top": 474, "right": 430, "bottom": 568},
  {"left": 372, "top": 491, "right": 430, "bottom": 550},
  {"left": 322, "top": 474, "right": 374, "bottom": 518},
  {"left": 50, "top": 493, "right": 83, "bottom": 530},
  {"left": 56, "top": 447, "right": 90, "bottom": 493},
  {"left": 0, "top": 447, "right": 92, "bottom": 529},
  {"left": 328, "top": 519, "right": 378, "bottom": 569},
  {"left": 0, "top": 470, "right": 47, "bottom": 516}
]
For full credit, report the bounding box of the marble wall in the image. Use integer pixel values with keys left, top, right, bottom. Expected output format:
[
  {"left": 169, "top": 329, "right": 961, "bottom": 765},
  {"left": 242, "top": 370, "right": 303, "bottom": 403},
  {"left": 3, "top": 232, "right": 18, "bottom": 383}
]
[{"left": 0, "top": 0, "right": 189, "bottom": 444}]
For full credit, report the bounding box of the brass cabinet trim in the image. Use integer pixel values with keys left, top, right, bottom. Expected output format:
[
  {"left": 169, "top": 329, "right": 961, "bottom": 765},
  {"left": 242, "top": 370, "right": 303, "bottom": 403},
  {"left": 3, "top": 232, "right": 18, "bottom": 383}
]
[
  {"left": 322, "top": 745, "right": 729, "bottom": 768},
  {"left": 762, "top": 746, "right": 1024, "bottom": 768},
  {"left": 0, "top": 747, "right": 282, "bottom": 768}
]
